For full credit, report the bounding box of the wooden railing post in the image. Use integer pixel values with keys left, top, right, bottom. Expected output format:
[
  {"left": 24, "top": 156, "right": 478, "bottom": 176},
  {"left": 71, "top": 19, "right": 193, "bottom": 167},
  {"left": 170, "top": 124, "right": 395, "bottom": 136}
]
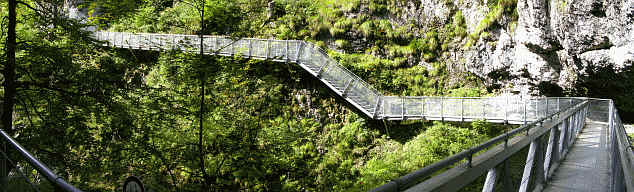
[
  {"left": 421, "top": 97, "right": 425, "bottom": 118},
  {"left": 534, "top": 135, "right": 546, "bottom": 190},
  {"left": 546, "top": 98, "right": 549, "bottom": 117},
  {"left": 247, "top": 39, "right": 252, "bottom": 58},
  {"left": 372, "top": 96, "right": 381, "bottom": 118},
  {"left": 266, "top": 39, "right": 271, "bottom": 59},
  {"left": 295, "top": 41, "right": 303, "bottom": 63},
  {"left": 342, "top": 79, "right": 353, "bottom": 97},
  {"left": 534, "top": 100, "right": 538, "bottom": 119},
  {"left": 383, "top": 97, "right": 386, "bottom": 119},
  {"left": 285, "top": 40, "right": 289, "bottom": 62},
  {"left": 569, "top": 114, "right": 576, "bottom": 147},
  {"left": 482, "top": 98, "right": 486, "bottom": 119},
  {"left": 505, "top": 96, "right": 509, "bottom": 123},
  {"left": 401, "top": 97, "right": 405, "bottom": 119}
]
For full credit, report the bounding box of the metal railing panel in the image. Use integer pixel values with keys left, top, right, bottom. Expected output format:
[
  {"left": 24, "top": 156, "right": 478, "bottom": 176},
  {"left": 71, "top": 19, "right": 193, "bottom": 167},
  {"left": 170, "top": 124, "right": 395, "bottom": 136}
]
[
  {"left": 404, "top": 97, "right": 422, "bottom": 117},
  {"left": 252, "top": 39, "right": 268, "bottom": 59}
]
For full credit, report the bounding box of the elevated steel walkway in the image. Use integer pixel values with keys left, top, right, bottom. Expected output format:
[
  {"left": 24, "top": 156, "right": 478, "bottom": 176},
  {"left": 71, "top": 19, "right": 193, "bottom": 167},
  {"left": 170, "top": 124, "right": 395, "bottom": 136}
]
[
  {"left": 94, "top": 31, "right": 581, "bottom": 124},
  {"left": 1, "top": 31, "right": 632, "bottom": 192}
]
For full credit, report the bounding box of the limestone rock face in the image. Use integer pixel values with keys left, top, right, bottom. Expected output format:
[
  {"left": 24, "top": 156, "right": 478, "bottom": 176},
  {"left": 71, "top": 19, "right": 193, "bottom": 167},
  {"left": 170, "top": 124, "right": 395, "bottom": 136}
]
[
  {"left": 392, "top": 0, "right": 633, "bottom": 96},
  {"left": 463, "top": 0, "right": 634, "bottom": 95}
]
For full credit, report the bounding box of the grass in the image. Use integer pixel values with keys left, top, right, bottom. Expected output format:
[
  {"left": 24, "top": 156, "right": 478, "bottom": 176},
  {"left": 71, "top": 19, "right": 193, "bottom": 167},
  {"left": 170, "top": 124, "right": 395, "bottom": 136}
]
[{"left": 463, "top": 0, "right": 518, "bottom": 49}]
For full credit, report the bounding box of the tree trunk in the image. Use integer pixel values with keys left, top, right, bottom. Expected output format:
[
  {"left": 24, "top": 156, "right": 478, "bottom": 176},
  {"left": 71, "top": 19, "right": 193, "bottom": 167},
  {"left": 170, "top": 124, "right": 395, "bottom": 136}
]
[
  {"left": 1, "top": 0, "right": 17, "bottom": 190},
  {"left": 198, "top": 1, "right": 210, "bottom": 191}
]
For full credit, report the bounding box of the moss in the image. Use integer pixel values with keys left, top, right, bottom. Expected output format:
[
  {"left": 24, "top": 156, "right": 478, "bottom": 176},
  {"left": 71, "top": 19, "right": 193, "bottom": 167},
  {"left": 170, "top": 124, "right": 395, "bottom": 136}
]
[
  {"left": 480, "top": 31, "right": 490, "bottom": 39},
  {"left": 464, "top": 0, "right": 517, "bottom": 48},
  {"left": 369, "top": 0, "right": 389, "bottom": 15},
  {"left": 335, "top": 39, "right": 351, "bottom": 49},
  {"left": 389, "top": 25, "right": 413, "bottom": 40},
  {"left": 315, "top": 41, "right": 327, "bottom": 49},
  {"left": 508, "top": 21, "right": 518, "bottom": 34},
  {"left": 558, "top": 0, "right": 568, "bottom": 12},
  {"left": 341, "top": 0, "right": 361, "bottom": 12},
  {"left": 329, "top": 27, "right": 346, "bottom": 37},
  {"left": 359, "top": 21, "right": 374, "bottom": 37},
  {"left": 386, "top": 44, "right": 414, "bottom": 57},
  {"left": 453, "top": 10, "right": 465, "bottom": 26}
]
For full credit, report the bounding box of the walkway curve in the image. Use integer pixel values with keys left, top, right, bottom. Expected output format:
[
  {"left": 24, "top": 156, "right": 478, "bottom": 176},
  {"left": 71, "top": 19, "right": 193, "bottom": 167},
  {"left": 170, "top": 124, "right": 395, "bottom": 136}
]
[{"left": 95, "top": 31, "right": 579, "bottom": 124}]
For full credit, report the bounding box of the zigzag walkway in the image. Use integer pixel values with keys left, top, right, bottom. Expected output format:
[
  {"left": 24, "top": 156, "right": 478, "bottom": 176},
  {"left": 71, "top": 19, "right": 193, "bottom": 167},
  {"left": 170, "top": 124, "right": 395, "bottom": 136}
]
[
  {"left": 95, "top": 31, "right": 577, "bottom": 124},
  {"left": 1, "top": 31, "right": 631, "bottom": 192}
]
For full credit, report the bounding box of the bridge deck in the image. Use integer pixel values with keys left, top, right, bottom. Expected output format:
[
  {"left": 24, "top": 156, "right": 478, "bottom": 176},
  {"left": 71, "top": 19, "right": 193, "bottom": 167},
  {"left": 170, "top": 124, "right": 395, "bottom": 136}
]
[{"left": 543, "top": 120, "right": 612, "bottom": 192}]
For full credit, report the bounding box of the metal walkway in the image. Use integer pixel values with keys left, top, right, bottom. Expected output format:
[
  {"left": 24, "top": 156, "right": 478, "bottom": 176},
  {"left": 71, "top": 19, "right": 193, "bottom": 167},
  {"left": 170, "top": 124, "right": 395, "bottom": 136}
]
[
  {"left": 543, "top": 120, "right": 611, "bottom": 192},
  {"left": 93, "top": 31, "right": 580, "bottom": 124},
  {"left": 1, "top": 30, "right": 632, "bottom": 192}
]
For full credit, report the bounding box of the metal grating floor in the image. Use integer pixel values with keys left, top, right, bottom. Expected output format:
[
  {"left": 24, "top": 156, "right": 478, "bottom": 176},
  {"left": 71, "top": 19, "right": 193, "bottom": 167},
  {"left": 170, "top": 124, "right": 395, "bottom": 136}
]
[{"left": 543, "top": 121, "right": 611, "bottom": 192}]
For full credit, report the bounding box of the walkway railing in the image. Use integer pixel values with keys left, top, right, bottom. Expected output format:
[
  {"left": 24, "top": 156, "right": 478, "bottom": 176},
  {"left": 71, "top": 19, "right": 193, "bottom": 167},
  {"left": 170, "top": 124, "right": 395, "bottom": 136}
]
[
  {"left": 94, "top": 31, "right": 587, "bottom": 125},
  {"left": 373, "top": 99, "right": 591, "bottom": 192},
  {"left": 609, "top": 100, "right": 634, "bottom": 191},
  {"left": 372, "top": 98, "right": 634, "bottom": 192}
]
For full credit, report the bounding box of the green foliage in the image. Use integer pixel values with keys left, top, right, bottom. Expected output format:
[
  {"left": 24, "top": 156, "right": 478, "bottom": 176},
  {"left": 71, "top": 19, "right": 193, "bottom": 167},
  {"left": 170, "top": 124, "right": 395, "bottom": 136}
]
[
  {"left": 471, "top": 119, "right": 508, "bottom": 137},
  {"left": 110, "top": 0, "right": 257, "bottom": 36},
  {"left": 335, "top": 39, "right": 351, "bottom": 49},
  {"left": 465, "top": 0, "right": 518, "bottom": 48},
  {"left": 83, "top": 0, "right": 143, "bottom": 26},
  {"left": 356, "top": 122, "right": 487, "bottom": 190}
]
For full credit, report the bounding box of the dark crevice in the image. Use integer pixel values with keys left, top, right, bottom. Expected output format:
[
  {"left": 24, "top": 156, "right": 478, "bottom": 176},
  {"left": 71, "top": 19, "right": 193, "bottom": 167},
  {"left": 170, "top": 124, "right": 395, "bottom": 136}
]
[
  {"left": 581, "top": 36, "right": 613, "bottom": 53},
  {"left": 591, "top": 0, "right": 607, "bottom": 17}
]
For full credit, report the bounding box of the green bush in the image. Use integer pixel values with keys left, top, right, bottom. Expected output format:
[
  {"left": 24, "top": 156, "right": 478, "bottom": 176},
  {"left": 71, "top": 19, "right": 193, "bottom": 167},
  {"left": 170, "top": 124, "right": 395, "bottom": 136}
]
[{"left": 355, "top": 122, "right": 486, "bottom": 190}]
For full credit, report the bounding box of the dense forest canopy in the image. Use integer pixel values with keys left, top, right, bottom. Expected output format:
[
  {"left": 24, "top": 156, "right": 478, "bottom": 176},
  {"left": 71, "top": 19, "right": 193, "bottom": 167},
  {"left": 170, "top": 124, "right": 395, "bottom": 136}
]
[{"left": 0, "top": 0, "right": 630, "bottom": 191}]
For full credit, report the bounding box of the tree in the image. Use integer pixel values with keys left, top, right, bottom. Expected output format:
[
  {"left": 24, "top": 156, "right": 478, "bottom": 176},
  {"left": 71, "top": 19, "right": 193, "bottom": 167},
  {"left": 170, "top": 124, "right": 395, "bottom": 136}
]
[{"left": 1, "top": 0, "right": 17, "bottom": 190}]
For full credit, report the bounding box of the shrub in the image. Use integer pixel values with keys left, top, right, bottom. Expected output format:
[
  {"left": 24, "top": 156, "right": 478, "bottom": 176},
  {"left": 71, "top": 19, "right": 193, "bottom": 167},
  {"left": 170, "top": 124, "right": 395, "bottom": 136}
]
[{"left": 355, "top": 122, "right": 486, "bottom": 190}]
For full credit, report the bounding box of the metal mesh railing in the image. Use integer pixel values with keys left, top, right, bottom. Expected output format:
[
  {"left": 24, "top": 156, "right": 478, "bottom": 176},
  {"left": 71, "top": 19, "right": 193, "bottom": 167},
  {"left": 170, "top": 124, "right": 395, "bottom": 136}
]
[
  {"left": 94, "top": 31, "right": 584, "bottom": 124},
  {"left": 94, "top": 31, "right": 383, "bottom": 117},
  {"left": 373, "top": 99, "right": 592, "bottom": 192},
  {"left": 378, "top": 97, "right": 582, "bottom": 124},
  {"left": 94, "top": 31, "right": 300, "bottom": 62}
]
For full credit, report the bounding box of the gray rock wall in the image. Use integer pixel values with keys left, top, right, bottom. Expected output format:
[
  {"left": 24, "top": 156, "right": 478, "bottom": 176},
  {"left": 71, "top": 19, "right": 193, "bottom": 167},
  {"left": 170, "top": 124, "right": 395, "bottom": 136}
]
[{"left": 462, "top": 0, "right": 633, "bottom": 95}]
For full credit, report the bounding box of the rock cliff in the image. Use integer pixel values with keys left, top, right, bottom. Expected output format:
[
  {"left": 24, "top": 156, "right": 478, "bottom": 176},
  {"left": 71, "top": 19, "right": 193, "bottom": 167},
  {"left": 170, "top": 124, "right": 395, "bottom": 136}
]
[
  {"left": 382, "top": 0, "right": 633, "bottom": 96},
  {"left": 462, "top": 0, "right": 633, "bottom": 95}
]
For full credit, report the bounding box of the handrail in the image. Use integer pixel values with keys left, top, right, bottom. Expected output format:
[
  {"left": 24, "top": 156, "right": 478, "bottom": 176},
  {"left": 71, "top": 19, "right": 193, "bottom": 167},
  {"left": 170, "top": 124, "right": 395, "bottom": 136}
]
[
  {"left": 371, "top": 99, "right": 589, "bottom": 192},
  {"left": 0, "top": 128, "right": 82, "bottom": 192},
  {"left": 609, "top": 101, "right": 634, "bottom": 191},
  {"left": 308, "top": 42, "right": 383, "bottom": 98}
]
